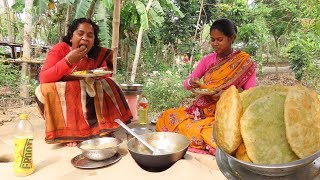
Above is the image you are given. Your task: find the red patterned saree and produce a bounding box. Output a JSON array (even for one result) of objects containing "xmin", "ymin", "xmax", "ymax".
[{"xmin": 35, "ymin": 78, "xmax": 132, "ymax": 144}]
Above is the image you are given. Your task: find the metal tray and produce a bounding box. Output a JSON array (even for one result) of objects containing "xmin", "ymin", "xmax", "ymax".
[
  {"xmin": 216, "ymin": 148, "xmax": 320, "ymax": 180},
  {"xmin": 71, "ymin": 70, "xmax": 112, "ymax": 78},
  {"xmin": 71, "ymin": 152, "xmax": 121, "ymax": 169}
]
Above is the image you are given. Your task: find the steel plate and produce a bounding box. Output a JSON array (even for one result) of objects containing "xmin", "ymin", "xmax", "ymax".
[{"xmin": 71, "ymin": 152, "xmax": 121, "ymax": 169}]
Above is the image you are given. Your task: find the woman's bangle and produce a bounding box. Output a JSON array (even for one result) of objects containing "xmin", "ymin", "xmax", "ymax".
[
  {"xmin": 65, "ymin": 56, "xmax": 72, "ymax": 67},
  {"xmin": 187, "ymin": 78, "xmax": 192, "ymax": 87}
]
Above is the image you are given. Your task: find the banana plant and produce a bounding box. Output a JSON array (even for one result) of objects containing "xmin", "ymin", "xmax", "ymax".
[
  {"xmin": 130, "ymin": 0, "xmax": 184, "ymax": 83},
  {"xmin": 93, "ymin": 0, "xmax": 111, "ymax": 47},
  {"xmin": 73, "ymin": 0, "xmax": 92, "ymax": 19}
]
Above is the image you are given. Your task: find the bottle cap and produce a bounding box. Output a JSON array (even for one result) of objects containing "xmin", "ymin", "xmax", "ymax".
[{"xmin": 19, "ymin": 114, "xmax": 28, "ymax": 120}]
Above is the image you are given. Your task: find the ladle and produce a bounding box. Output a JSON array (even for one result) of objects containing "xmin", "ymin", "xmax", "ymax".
[{"xmin": 114, "ymin": 119, "xmax": 167, "ymax": 155}]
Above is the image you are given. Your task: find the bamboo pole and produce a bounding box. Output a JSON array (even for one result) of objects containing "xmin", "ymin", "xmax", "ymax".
[{"xmin": 112, "ymin": 0, "xmax": 121, "ymax": 77}]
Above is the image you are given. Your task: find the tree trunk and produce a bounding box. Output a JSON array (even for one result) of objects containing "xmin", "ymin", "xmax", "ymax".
[
  {"xmin": 130, "ymin": 27, "xmax": 144, "ymax": 83},
  {"xmin": 111, "ymin": 0, "xmax": 121, "ymax": 77},
  {"xmin": 20, "ymin": 0, "xmax": 34, "ymax": 98},
  {"xmin": 2, "ymin": 0, "xmax": 13, "ymax": 42},
  {"xmin": 130, "ymin": 0, "xmax": 153, "ymax": 83}
]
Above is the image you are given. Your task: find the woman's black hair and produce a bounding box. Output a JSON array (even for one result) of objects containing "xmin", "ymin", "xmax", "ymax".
[
  {"xmin": 210, "ymin": 18, "xmax": 237, "ymax": 37},
  {"xmin": 62, "ymin": 18, "xmax": 101, "ymax": 59}
]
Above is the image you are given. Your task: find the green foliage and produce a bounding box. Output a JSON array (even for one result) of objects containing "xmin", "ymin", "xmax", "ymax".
[
  {"xmin": 304, "ymin": 62, "xmax": 320, "ymax": 93},
  {"xmin": 116, "ymin": 69, "xmax": 193, "ymax": 115},
  {"xmin": 141, "ymin": 69, "xmax": 192, "ymax": 113},
  {"xmin": 0, "ymin": 63, "xmax": 40, "ymax": 98},
  {"xmin": 162, "ymin": 0, "xmax": 184, "ymax": 18},
  {"xmin": 158, "ymin": 0, "xmax": 197, "ymax": 48},
  {"xmin": 149, "ymin": 1, "xmax": 165, "ymax": 27},
  {"xmin": 58, "ymin": 0, "xmax": 76, "ymax": 5},
  {"xmin": 94, "ymin": 1, "xmax": 111, "ymax": 47},
  {"xmin": 260, "ymin": 0, "xmax": 299, "ymax": 39},
  {"xmin": 134, "ymin": 0, "xmax": 149, "ymax": 30},
  {"xmin": 102, "ymin": 0, "xmax": 113, "ymax": 9},
  {"xmin": 287, "ymin": 32, "xmax": 319, "ymax": 81},
  {"xmin": 28, "ymin": 78, "xmax": 39, "ymax": 98},
  {"xmin": 0, "ymin": 63, "xmax": 20, "ymax": 96},
  {"xmin": 74, "ymin": 0, "xmax": 92, "ymax": 19},
  {"xmin": 32, "ymin": 0, "xmax": 48, "ymax": 19},
  {"xmin": 11, "ymin": 0, "xmax": 25, "ymax": 13},
  {"xmin": 287, "ymin": 42, "xmax": 307, "ymax": 81}
]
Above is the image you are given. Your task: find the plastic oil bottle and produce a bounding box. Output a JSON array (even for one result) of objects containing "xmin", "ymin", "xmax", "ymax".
[
  {"xmin": 138, "ymin": 94, "xmax": 149, "ymax": 124},
  {"xmin": 13, "ymin": 113, "xmax": 34, "ymax": 176}
]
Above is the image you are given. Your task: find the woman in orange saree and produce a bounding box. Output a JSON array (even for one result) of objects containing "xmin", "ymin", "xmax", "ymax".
[{"xmin": 156, "ymin": 19, "xmax": 256, "ymax": 155}]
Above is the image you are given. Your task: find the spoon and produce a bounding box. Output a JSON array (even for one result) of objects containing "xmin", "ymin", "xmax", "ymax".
[{"xmin": 114, "ymin": 119, "xmax": 167, "ymax": 155}]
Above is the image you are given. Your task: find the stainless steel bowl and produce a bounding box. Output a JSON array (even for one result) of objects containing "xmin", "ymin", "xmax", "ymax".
[
  {"xmin": 219, "ymin": 147, "xmax": 320, "ymax": 176},
  {"xmin": 120, "ymin": 84, "xmax": 143, "ymax": 91},
  {"xmin": 127, "ymin": 132, "xmax": 190, "ymax": 171},
  {"xmin": 78, "ymin": 137, "xmax": 122, "ymax": 161},
  {"xmin": 213, "ymin": 126, "xmax": 320, "ymax": 176}
]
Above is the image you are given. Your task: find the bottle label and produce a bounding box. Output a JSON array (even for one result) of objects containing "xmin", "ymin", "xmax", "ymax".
[
  {"xmin": 14, "ymin": 138, "xmax": 34, "ymax": 176},
  {"xmin": 138, "ymin": 108, "xmax": 148, "ymax": 124},
  {"xmin": 139, "ymin": 102, "xmax": 148, "ymax": 109}
]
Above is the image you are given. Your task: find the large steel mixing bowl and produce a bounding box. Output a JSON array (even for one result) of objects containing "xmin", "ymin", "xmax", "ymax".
[
  {"xmin": 213, "ymin": 126, "xmax": 320, "ymax": 176},
  {"xmin": 127, "ymin": 132, "xmax": 190, "ymax": 171},
  {"xmin": 219, "ymin": 147, "xmax": 320, "ymax": 176}
]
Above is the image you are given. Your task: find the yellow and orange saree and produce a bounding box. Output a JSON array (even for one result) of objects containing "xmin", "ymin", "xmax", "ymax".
[{"xmin": 156, "ymin": 50, "xmax": 255, "ymax": 155}]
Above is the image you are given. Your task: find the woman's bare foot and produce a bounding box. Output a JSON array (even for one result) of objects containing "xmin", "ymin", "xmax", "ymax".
[{"xmin": 65, "ymin": 142, "xmax": 78, "ymax": 147}]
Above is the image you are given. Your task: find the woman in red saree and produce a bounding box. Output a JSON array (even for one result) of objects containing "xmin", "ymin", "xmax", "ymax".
[
  {"xmin": 35, "ymin": 18, "xmax": 132, "ymax": 146},
  {"xmin": 156, "ymin": 19, "xmax": 256, "ymax": 155}
]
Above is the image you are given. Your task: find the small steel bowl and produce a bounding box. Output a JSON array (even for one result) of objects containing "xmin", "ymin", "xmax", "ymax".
[{"xmin": 78, "ymin": 137, "xmax": 122, "ymax": 161}]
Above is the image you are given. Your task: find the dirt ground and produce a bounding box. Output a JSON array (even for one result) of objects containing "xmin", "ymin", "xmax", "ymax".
[
  {"xmin": 257, "ymin": 71, "xmax": 301, "ymax": 86},
  {"xmin": 0, "ymin": 71, "xmax": 301, "ymax": 126}
]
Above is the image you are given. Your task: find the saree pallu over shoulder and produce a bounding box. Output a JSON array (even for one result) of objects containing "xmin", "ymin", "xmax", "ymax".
[
  {"xmin": 35, "ymin": 78, "xmax": 132, "ymax": 144},
  {"xmin": 192, "ymin": 50, "xmax": 255, "ymax": 109},
  {"xmin": 201, "ymin": 50, "xmax": 255, "ymax": 91},
  {"xmin": 188, "ymin": 51, "xmax": 256, "ymax": 109}
]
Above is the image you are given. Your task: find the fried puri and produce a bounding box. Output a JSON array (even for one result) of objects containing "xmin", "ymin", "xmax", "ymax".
[
  {"xmin": 235, "ymin": 143, "xmax": 252, "ymax": 163},
  {"xmin": 215, "ymin": 85, "xmax": 242, "ymax": 154},
  {"xmin": 240, "ymin": 85, "xmax": 289, "ymax": 112},
  {"xmin": 284, "ymin": 85, "xmax": 320, "ymax": 158},
  {"xmin": 240, "ymin": 93, "xmax": 299, "ymax": 164}
]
